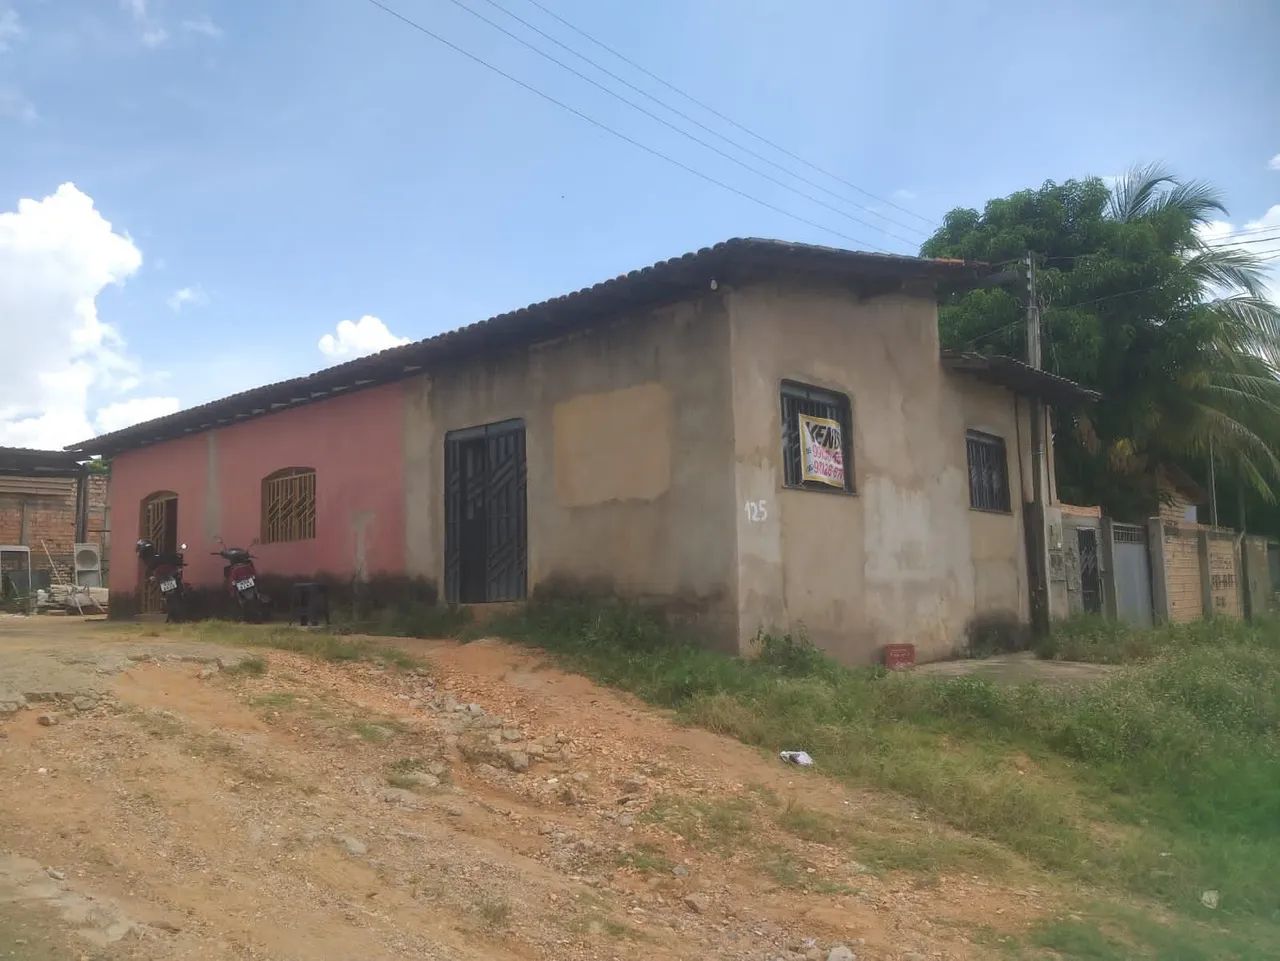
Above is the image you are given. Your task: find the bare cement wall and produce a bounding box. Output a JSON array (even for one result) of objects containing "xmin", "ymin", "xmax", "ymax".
[
  {"xmin": 402, "ymin": 293, "xmax": 740, "ymax": 640},
  {"xmin": 726, "ymin": 281, "xmax": 1030, "ymax": 664}
]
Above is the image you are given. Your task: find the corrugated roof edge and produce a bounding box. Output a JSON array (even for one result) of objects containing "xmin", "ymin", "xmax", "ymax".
[
  {"xmin": 67, "ymin": 237, "xmax": 990, "ymax": 456},
  {"xmin": 0, "ymin": 446, "xmax": 84, "ymax": 474},
  {"xmin": 941, "ymin": 350, "xmax": 1101, "ymax": 406}
]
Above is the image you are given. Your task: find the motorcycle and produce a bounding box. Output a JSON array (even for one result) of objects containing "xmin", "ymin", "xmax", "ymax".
[
  {"xmin": 136, "ymin": 538, "xmax": 190, "ymax": 622},
  {"xmin": 212, "ymin": 537, "xmax": 270, "ymax": 622}
]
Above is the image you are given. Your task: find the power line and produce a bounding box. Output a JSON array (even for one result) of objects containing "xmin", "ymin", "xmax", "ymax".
[
  {"xmin": 961, "ymin": 318, "xmax": 1024, "ymax": 350},
  {"xmin": 1204, "ymin": 231, "xmax": 1280, "ymax": 248},
  {"xmin": 1205, "ymin": 223, "xmax": 1280, "ymax": 240},
  {"xmin": 959, "ymin": 275, "xmax": 1279, "ymax": 352},
  {"xmin": 1059, "ymin": 279, "xmax": 1176, "ymax": 309},
  {"xmin": 361, "ymin": 0, "xmax": 888, "ymax": 251},
  {"xmin": 518, "ymin": 0, "xmax": 938, "ymax": 229},
  {"xmin": 468, "ymin": 0, "xmax": 930, "ymax": 240},
  {"xmin": 429, "ymin": 0, "xmax": 922, "ymax": 248}
]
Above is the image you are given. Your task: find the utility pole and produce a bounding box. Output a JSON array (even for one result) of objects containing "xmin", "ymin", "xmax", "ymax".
[
  {"xmin": 1025, "ymin": 252, "xmax": 1051, "ymax": 635},
  {"xmin": 1208, "ymin": 435, "xmax": 1219, "ymax": 527}
]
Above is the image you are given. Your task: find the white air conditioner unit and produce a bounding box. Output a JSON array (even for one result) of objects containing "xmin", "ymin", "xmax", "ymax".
[{"xmin": 74, "ymin": 542, "xmax": 102, "ymax": 588}]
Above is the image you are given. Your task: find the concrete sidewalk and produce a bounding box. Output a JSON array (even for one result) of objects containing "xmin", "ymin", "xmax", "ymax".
[{"xmin": 912, "ymin": 650, "xmax": 1116, "ymax": 685}]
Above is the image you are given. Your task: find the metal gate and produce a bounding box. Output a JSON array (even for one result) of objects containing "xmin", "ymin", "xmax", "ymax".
[
  {"xmin": 1077, "ymin": 527, "xmax": 1102, "ymax": 614},
  {"xmin": 444, "ymin": 419, "xmax": 527, "ymax": 603},
  {"xmin": 1112, "ymin": 523, "xmax": 1153, "ymax": 627},
  {"xmin": 139, "ymin": 492, "xmax": 178, "ymax": 613}
]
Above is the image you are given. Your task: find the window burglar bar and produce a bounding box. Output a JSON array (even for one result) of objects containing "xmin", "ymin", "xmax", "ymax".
[
  {"xmin": 966, "ymin": 431, "xmax": 1010, "ymax": 512},
  {"xmin": 780, "ymin": 381, "xmax": 853, "ymax": 492},
  {"xmin": 262, "ymin": 468, "xmax": 316, "ymax": 543}
]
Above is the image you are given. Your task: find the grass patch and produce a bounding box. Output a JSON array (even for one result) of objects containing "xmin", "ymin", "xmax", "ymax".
[
  {"xmin": 1037, "ymin": 613, "xmax": 1280, "ymax": 666},
  {"xmin": 1023, "ymin": 904, "xmax": 1280, "ymax": 961},
  {"xmin": 224, "ymin": 655, "xmax": 267, "ymax": 676},
  {"xmin": 123, "ymin": 707, "xmax": 184, "ymax": 738},
  {"xmin": 775, "ymin": 800, "xmax": 1004, "ymax": 875},
  {"xmin": 348, "ymin": 600, "xmax": 473, "ymax": 641},
  {"xmin": 185, "ymin": 622, "xmax": 425, "ymax": 671},
  {"xmin": 614, "ymin": 842, "xmax": 674, "ymax": 874},
  {"xmin": 641, "ymin": 795, "xmax": 753, "ymax": 851},
  {"xmin": 387, "ymin": 756, "xmax": 426, "ymax": 774},
  {"xmin": 474, "ymin": 895, "xmax": 512, "ymax": 929},
  {"xmin": 597, "ymin": 917, "xmax": 645, "ymax": 941},
  {"xmin": 488, "ymin": 599, "xmax": 1280, "ymax": 939},
  {"xmin": 349, "ymin": 719, "xmax": 402, "ymax": 742},
  {"xmin": 1031, "ymin": 919, "xmax": 1126, "ymax": 960},
  {"xmin": 249, "ymin": 691, "xmax": 297, "ymax": 709}
]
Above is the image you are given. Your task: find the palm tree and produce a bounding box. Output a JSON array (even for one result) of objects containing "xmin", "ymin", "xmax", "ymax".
[
  {"xmin": 1078, "ymin": 165, "xmax": 1280, "ymax": 505},
  {"xmin": 924, "ymin": 165, "xmax": 1280, "ymax": 517}
]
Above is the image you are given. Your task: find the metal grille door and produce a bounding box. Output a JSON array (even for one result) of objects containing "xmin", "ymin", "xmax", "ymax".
[
  {"xmin": 140, "ymin": 492, "xmax": 177, "ymax": 613},
  {"xmin": 444, "ymin": 420, "xmax": 527, "ymax": 603},
  {"xmin": 1077, "ymin": 527, "xmax": 1102, "ymax": 614},
  {"xmin": 1112, "ymin": 523, "xmax": 1153, "ymax": 627}
]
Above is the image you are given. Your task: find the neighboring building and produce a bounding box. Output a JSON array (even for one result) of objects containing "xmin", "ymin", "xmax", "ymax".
[
  {"xmin": 1043, "ymin": 465, "xmax": 1278, "ymax": 629},
  {"xmin": 70, "ymin": 239, "xmax": 1096, "ymax": 664},
  {"xmin": 0, "ymin": 447, "xmax": 108, "ymax": 596}
]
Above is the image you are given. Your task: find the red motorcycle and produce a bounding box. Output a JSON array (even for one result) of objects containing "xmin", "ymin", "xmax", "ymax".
[{"xmin": 212, "ymin": 537, "xmax": 270, "ymax": 622}]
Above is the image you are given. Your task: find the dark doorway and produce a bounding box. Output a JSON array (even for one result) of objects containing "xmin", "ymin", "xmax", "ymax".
[
  {"xmin": 1077, "ymin": 527, "xmax": 1102, "ymax": 614},
  {"xmin": 444, "ymin": 419, "xmax": 527, "ymax": 603}
]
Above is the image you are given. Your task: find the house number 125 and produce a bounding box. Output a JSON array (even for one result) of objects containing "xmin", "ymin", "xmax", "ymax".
[{"xmin": 744, "ymin": 500, "xmax": 768, "ymax": 522}]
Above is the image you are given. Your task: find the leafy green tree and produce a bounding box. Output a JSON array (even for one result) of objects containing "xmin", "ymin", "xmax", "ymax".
[{"xmin": 923, "ymin": 166, "xmax": 1280, "ymax": 523}]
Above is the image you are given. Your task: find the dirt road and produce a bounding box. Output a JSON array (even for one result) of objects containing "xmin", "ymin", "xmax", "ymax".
[{"xmin": 0, "ymin": 617, "xmax": 1050, "ymax": 960}]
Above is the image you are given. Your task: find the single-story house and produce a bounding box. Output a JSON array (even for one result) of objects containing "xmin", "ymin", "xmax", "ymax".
[
  {"xmin": 0, "ymin": 446, "xmax": 108, "ymax": 596},
  {"xmin": 69, "ymin": 238, "xmax": 1096, "ymax": 663}
]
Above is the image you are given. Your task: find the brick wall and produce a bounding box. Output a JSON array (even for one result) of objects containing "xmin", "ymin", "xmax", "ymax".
[
  {"xmin": 1159, "ymin": 490, "xmax": 1197, "ymax": 526},
  {"xmin": 0, "ymin": 477, "xmax": 78, "ymax": 583},
  {"xmin": 1163, "ymin": 523, "xmax": 1203, "ymax": 623},
  {"xmin": 83, "ymin": 472, "xmax": 110, "ymax": 586},
  {"xmin": 1207, "ymin": 534, "xmax": 1242, "ymax": 618}
]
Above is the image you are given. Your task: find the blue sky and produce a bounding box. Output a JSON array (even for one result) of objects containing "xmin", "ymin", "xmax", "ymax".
[{"xmin": 1, "ymin": 0, "xmax": 1278, "ymax": 446}]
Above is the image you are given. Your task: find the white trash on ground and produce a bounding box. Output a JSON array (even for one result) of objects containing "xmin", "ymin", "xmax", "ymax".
[{"xmin": 779, "ymin": 750, "xmax": 814, "ymax": 766}]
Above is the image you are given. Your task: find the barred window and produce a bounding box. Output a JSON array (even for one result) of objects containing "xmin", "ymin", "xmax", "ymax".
[
  {"xmin": 261, "ymin": 468, "xmax": 316, "ymax": 543},
  {"xmin": 781, "ymin": 381, "xmax": 854, "ymax": 493},
  {"xmin": 966, "ymin": 431, "xmax": 1010, "ymax": 512}
]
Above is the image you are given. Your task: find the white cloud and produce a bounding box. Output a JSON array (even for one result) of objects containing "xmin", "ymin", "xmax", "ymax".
[
  {"xmin": 318, "ymin": 315, "xmax": 410, "ymax": 360},
  {"xmin": 94, "ymin": 396, "xmax": 180, "ymax": 434},
  {"xmin": 892, "ymin": 188, "xmax": 917, "ymax": 202},
  {"xmin": 0, "ymin": 85, "xmax": 36, "ymax": 123},
  {"xmin": 0, "ymin": 6, "xmax": 23, "ymax": 52},
  {"xmin": 1269, "ymin": 154, "xmax": 1280, "ymax": 172},
  {"xmin": 0, "ymin": 183, "xmax": 175, "ymax": 448},
  {"xmin": 120, "ymin": 0, "xmax": 168, "ymax": 48},
  {"xmin": 181, "ymin": 16, "xmax": 222, "ymax": 39},
  {"xmin": 166, "ymin": 284, "xmax": 207, "ymax": 311},
  {"xmin": 1198, "ymin": 203, "xmax": 1280, "ymax": 305}
]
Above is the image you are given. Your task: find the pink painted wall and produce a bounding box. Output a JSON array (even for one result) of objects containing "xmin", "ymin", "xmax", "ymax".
[{"xmin": 107, "ymin": 383, "xmax": 407, "ymax": 596}]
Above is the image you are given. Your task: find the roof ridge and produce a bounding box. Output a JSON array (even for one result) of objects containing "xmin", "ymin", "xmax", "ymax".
[{"xmin": 69, "ymin": 238, "xmax": 988, "ymax": 455}]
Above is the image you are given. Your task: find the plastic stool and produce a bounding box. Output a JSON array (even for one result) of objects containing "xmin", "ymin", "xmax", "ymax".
[{"xmin": 290, "ymin": 582, "xmax": 330, "ymax": 627}]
